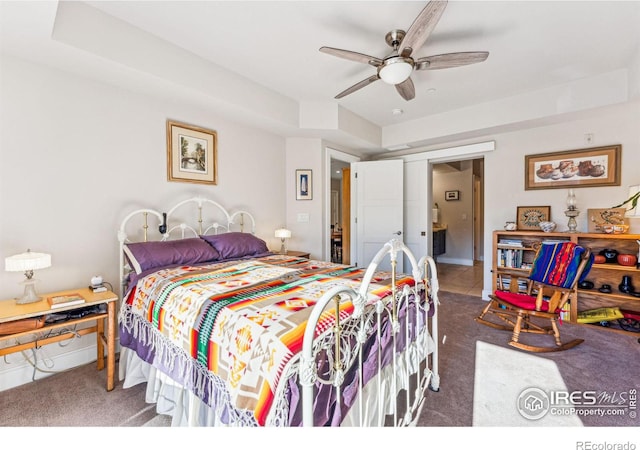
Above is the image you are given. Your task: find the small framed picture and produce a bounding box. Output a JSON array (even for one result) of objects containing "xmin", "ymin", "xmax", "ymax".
[
  {"xmin": 167, "ymin": 120, "xmax": 217, "ymax": 185},
  {"xmin": 517, "ymin": 205, "xmax": 551, "ymax": 230},
  {"xmin": 296, "ymin": 169, "xmax": 312, "ymax": 200},
  {"xmin": 445, "ymin": 190, "xmax": 460, "ymax": 201}
]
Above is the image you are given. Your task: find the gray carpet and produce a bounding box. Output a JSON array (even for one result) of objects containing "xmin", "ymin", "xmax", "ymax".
[{"xmin": 1, "ymin": 291, "xmax": 638, "ymax": 427}]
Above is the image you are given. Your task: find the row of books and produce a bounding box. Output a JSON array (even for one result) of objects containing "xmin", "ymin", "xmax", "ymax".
[{"xmin": 496, "ymin": 248, "xmax": 531, "ymax": 269}]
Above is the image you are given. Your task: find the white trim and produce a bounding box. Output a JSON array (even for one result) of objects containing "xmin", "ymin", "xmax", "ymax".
[
  {"xmin": 436, "ymin": 256, "xmax": 474, "ymax": 266},
  {"xmin": 393, "ymin": 140, "xmax": 496, "ymax": 163},
  {"xmin": 0, "ymin": 345, "xmax": 98, "ymax": 391}
]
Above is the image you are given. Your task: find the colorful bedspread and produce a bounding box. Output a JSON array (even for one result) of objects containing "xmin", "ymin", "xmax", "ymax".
[{"xmin": 119, "ymin": 254, "xmax": 418, "ymax": 425}]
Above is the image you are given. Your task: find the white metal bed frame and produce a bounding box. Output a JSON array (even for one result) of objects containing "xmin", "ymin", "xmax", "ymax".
[{"xmin": 116, "ymin": 196, "xmax": 440, "ymax": 426}]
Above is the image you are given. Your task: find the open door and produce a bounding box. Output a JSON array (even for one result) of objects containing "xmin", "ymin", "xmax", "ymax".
[{"xmin": 351, "ymin": 160, "xmax": 404, "ymax": 272}]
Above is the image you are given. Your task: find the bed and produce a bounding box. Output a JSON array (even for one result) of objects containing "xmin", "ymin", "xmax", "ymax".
[{"xmin": 116, "ymin": 196, "xmax": 441, "ymax": 426}]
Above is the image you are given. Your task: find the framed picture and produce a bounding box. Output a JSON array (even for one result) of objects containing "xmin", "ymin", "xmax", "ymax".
[
  {"xmin": 296, "ymin": 169, "xmax": 312, "ymax": 200},
  {"xmin": 524, "ymin": 145, "xmax": 621, "ymax": 190},
  {"xmin": 587, "ymin": 208, "xmax": 628, "ymax": 233},
  {"xmin": 445, "ymin": 190, "xmax": 460, "ymax": 201},
  {"xmin": 517, "ymin": 206, "xmax": 551, "ymax": 230},
  {"xmin": 167, "ymin": 120, "xmax": 217, "ymax": 185}
]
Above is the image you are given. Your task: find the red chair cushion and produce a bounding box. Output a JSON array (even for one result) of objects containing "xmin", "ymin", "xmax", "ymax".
[{"xmin": 493, "ymin": 291, "xmax": 550, "ymax": 312}]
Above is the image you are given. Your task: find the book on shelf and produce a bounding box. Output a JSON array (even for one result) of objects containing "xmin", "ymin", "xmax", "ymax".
[{"xmin": 47, "ymin": 293, "xmax": 86, "ymax": 309}]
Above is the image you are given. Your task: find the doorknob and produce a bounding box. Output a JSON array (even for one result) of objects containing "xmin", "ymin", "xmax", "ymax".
[{"xmin": 394, "ymin": 231, "xmax": 402, "ymax": 235}]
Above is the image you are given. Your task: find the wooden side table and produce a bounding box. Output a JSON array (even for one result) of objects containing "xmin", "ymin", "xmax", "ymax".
[
  {"xmin": 285, "ymin": 250, "xmax": 310, "ymax": 259},
  {"xmin": 0, "ymin": 287, "xmax": 118, "ymax": 391}
]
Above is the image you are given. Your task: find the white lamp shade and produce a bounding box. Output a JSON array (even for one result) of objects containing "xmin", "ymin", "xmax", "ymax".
[
  {"xmin": 274, "ymin": 228, "xmax": 291, "ymax": 239},
  {"xmin": 626, "ymin": 185, "xmax": 640, "ymax": 217},
  {"xmin": 379, "ymin": 58, "xmax": 413, "ymax": 85},
  {"xmin": 5, "ymin": 251, "xmax": 51, "ymax": 272}
]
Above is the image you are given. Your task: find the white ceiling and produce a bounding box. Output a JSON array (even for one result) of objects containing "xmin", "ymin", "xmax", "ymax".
[{"xmin": 1, "ymin": 1, "xmax": 639, "ymax": 156}]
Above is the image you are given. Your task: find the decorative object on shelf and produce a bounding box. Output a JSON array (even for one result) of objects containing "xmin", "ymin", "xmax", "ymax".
[
  {"xmin": 598, "ymin": 284, "xmax": 612, "ymax": 294},
  {"xmin": 516, "ymin": 205, "xmax": 550, "ymax": 230},
  {"xmin": 445, "ymin": 190, "xmax": 460, "ymax": 201},
  {"xmin": 4, "ymin": 249, "xmax": 52, "ymax": 304},
  {"xmin": 504, "ymin": 221, "xmax": 516, "ymax": 231},
  {"xmin": 167, "ymin": 120, "xmax": 217, "ymax": 185},
  {"xmin": 594, "ymin": 254, "xmax": 606, "ymax": 264},
  {"xmin": 619, "ymin": 275, "xmax": 635, "ymax": 294},
  {"xmin": 274, "ymin": 228, "xmax": 291, "ymax": 254},
  {"xmin": 617, "ymin": 254, "xmax": 638, "ymax": 267},
  {"xmin": 637, "ymin": 240, "xmax": 640, "ymax": 270},
  {"xmin": 524, "ymin": 144, "xmax": 621, "ymax": 190},
  {"xmin": 539, "ymin": 221, "xmax": 557, "ymax": 233},
  {"xmin": 588, "ymin": 207, "xmax": 628, "ymax": 233},
  {"xmin": 564, "ymin": 189, "xmax": 580, "ymax": 233},
  {"xmin": 578, "ymin": 280, "xmax": 594, "ymax": 290},
  {"xmin": 295, "ymin": 169, "xmax": 312, "ymax": 200},
  {"xmin": 599, "ymin": 248, "xmax": 619, "ymax": 264}
]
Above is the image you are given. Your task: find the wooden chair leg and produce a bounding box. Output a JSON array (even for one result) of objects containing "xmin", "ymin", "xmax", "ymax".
[{"xmin": 511, "ymin": 313, "xmax": 524, "ymax": 344}]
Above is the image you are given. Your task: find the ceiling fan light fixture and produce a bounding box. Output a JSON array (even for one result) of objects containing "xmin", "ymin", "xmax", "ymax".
[{"xmin": 378, "ymin": 58, "xmax": 413, "ymax": 85}]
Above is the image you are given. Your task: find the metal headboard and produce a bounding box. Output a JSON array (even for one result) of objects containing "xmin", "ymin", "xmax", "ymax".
[{"xmin": 117, "ymin": 196, "xmax": 257, "ymax": 297}]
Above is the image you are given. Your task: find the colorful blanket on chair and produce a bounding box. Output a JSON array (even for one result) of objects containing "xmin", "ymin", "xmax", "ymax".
[
  {"xmin": 529, "ymin": 242, "xmax": 592, "ymax": 288},
  {"xmin": 119, "ymin": 254, "xmax": 418, "ymax": 425}
]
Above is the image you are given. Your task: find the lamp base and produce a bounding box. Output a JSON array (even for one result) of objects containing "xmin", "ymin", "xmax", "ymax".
[
  {"xmin": 280, "ymin": 238, "xmax": 287, "ymax": 255},
  {"xmin": 15, "ymin": 279, "xmax": 42, "ymax": 304}
]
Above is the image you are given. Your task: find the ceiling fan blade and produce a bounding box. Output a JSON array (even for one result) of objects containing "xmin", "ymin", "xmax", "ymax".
[
  {"xmin": 395, "ymin": 77, "xmax": 416, "ymax": 101},
  {"xmin": 415, "ymin": 51, "xmax": 489, "ymax": 70},
  {"xmin": 320, "ymin": 47, "xmax": 383, "ymax": 67},
  {"xmin": 398, "ymin": 0, "xmax": 448, "ymax": 58},
  {"xmin": 335, "ymin": 74, "xmax": 380, "ymax": 99}
]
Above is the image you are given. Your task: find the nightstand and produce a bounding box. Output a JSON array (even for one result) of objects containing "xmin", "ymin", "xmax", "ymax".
[
  {"xmin": 285, "ymin": 250, "xmax": 310, "ymax": 259},
  {"xmin": 0, "ymin": 287, "xmax": 118, "ymax": 391}
]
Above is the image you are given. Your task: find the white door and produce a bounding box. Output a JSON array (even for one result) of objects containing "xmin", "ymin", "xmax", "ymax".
[{"xmin": 351, "ymin": 160, "xmax": 404, "ymax": 272}]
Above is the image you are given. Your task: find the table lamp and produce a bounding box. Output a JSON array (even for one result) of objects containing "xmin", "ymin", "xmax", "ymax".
[
  {"xmin": 274, "ymin": 228, "xmax": 291, "ymax": 254},
  {"xmin": 5, "ymin": 249, "xmax": 52, "ymax": 304}
]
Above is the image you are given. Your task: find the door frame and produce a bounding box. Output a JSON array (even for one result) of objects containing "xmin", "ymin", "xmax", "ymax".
[{"xmin": 325, "ymin": 147, "xmax": 360, "ymax": 262}]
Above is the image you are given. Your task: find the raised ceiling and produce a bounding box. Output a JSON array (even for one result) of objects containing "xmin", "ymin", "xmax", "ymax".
[{"xmin": 1, "ymin": 1, "xmax": 639, "ymax": 155}]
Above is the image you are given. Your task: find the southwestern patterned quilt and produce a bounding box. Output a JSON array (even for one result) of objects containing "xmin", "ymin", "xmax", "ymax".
[{"xmin": 119, "ymin": 254, "xmax": 422, "ymax": 426}]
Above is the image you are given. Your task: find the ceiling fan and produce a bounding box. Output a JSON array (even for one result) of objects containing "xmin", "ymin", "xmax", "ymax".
[{"xmin": 320, "ymin": 0, "xmax": 489, "ymax": 101}]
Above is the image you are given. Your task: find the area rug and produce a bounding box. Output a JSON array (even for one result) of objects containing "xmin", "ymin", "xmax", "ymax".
[{"xmin": 472, "ymin": 340, "xmax": 582, "ymax": 426}]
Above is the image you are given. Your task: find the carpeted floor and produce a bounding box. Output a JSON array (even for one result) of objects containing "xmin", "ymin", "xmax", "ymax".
[{"xmin": 1, "ymin": 290, "xmax": 638, "ymax": 428}]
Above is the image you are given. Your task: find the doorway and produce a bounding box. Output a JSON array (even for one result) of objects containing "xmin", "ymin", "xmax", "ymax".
[
  {"xmin": 431, "ymin": 158, "xmax": 484, "ymax": 266},
  {"xmin": 326, "ymin": 148, "xmax": 360, "ymax": 264}
]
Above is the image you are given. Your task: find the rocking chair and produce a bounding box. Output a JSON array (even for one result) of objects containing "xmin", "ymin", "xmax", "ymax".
[{"xmin": 476, "ymin": 241, "xmax": 593, "ymax": 353}]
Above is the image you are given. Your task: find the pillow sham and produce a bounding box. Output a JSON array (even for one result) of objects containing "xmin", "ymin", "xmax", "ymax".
[
  {"xmin": 200, "ymin": 232, "xmax": 270, "ymax": 260},
  {"xmin": 123, "ymin": 237, "xmax": 220, "ymax": 275}
]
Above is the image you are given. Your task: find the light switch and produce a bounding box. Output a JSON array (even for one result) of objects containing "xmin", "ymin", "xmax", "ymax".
[
  {"xmin": 297, "ymin": 213, "xmax": 309, "ymax": 223},
  {"xmin": 462, "ymin": 213, "xmax": 467, "ymax": 220}
]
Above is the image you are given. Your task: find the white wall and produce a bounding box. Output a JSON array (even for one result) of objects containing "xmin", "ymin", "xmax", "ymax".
[
  {"xmin": 0, "ymin": 55, "xmax": 286, "ymax": 390},
  {"xmin": 284, "ymin": 138, "xmax": 324, "ymax": 259}
]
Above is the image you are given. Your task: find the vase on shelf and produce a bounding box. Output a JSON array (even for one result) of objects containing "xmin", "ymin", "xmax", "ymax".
[{"xmin": 619, "ymin": 275, "xmax": 634, "ymax": 294}]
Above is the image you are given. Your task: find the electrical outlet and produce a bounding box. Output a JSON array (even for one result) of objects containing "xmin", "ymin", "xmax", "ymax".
[{"xmin": 584, "ymin": 133, "xmax": 594, "ymax": 145}]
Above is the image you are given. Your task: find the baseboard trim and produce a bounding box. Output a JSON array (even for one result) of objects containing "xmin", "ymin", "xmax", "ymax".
[
  {"xmin": 0, "ymin": 345, "xmax": 98, "ymax": 392},
  {"xmin": 436, "ymin": 256, "xmax": 474, "ymax": 266}
]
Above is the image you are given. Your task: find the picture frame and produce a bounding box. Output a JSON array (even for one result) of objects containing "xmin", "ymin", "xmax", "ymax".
[
  {"xmin": 517, "ymin": 206, "xmax": 551, "ymax": 230},
  {"xmin": 296, "ymin": 169, "xmax": 312, "ymax": 200},
  {"xmin": 587, "ymin": 208, "xmax": 628, "ymax": 233},
  {"xmin": 445, "ymin": 190, "xmax": 460, "ymax": 201},
  {"xmin": 167, "ymin": 120, "xmax": 217, "ymax": 185},
  {"xmin": 524, "ymin": 145, "xmax": 621, "ymax": 190}
]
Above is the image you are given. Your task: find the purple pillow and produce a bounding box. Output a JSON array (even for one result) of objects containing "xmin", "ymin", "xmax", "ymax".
[
  {"xmin": 123, "ymin": 238, "xmax": 220, "ymax": 274},
  {"xmin": 200, "ymin": 232, "xmax": 269, "ymax": 260}
]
